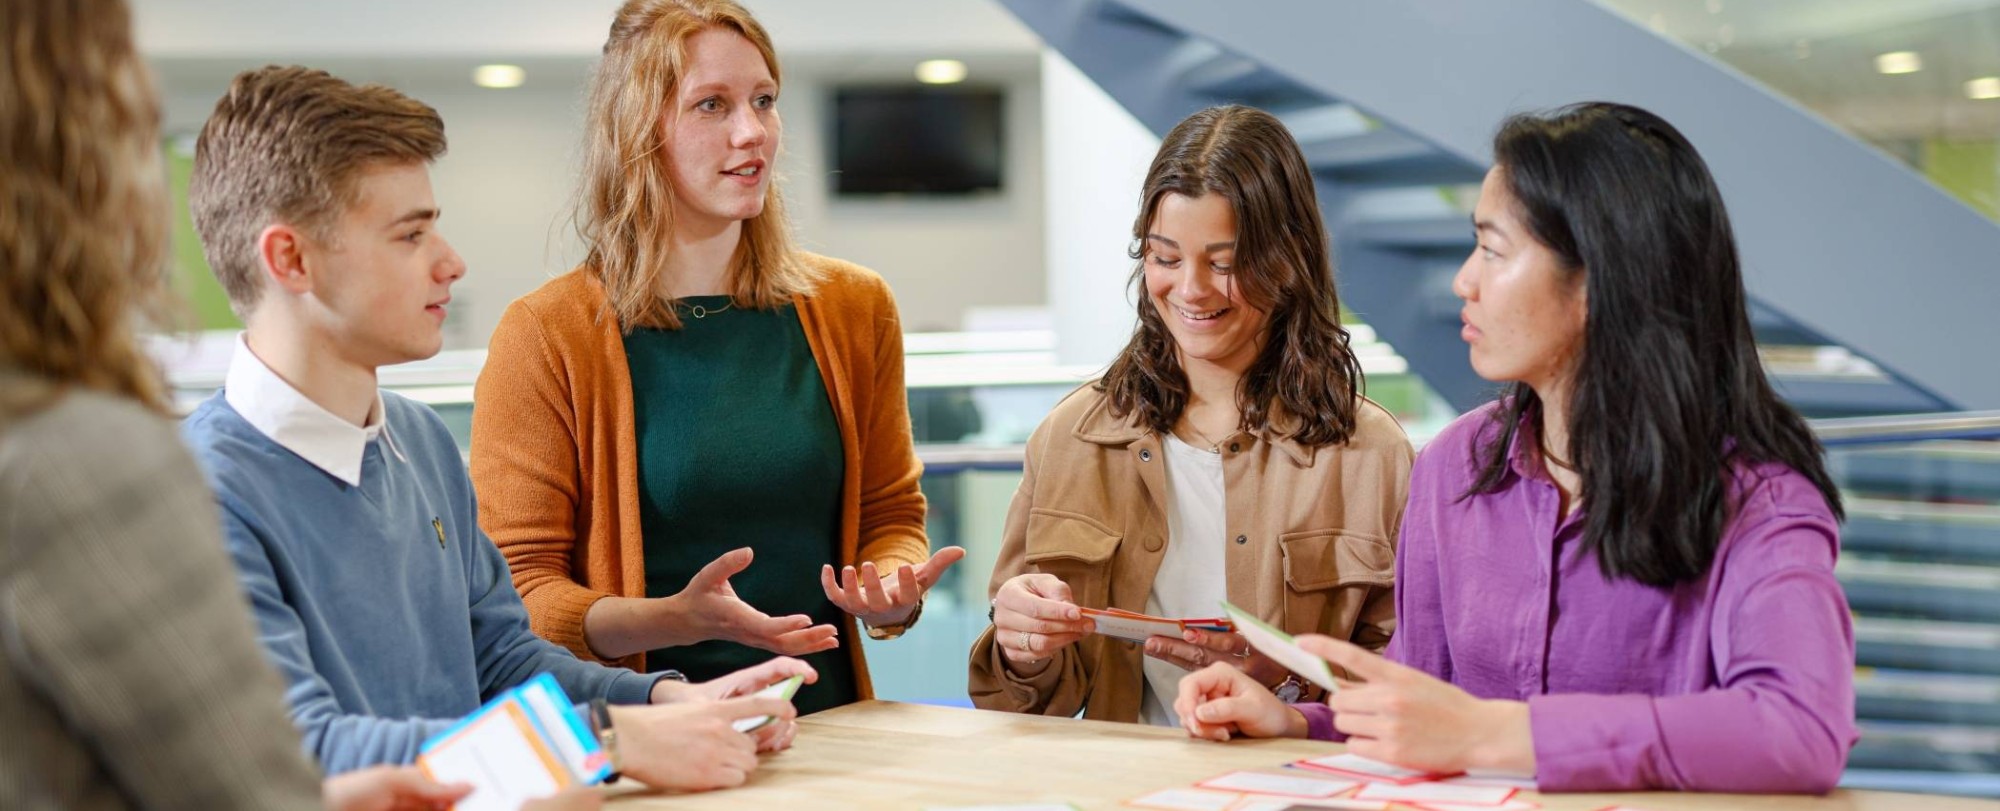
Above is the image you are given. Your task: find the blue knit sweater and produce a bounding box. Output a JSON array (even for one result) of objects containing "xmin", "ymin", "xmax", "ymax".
[{"xmin": 183, "ymin": 391, "xmax": 659, "ymax": 773}]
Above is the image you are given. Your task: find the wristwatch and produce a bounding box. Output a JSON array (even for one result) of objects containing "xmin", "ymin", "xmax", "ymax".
[
  {"xmin": 865, "ymin": 596, "xmax": 923, "ymax": 640},
  {"xmin": 1273, "ymin": 674, "xmax": 1309, "ymax": 704},
  {"xmin": 588, "ymin": 697, "xmax": 622, "ymax": 783}
]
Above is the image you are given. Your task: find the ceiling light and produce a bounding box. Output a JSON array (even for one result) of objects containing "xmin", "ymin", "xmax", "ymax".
[
  {"xmin": 915, "ymin": 59, "xmax": 967, "ymax": 85},
  {"xmin": 1875, "ymin": 51, "xmax": 1922, "ymax": 75},
  {"xmin": 473, "ymin": 64, "xmax": 526, "ymax": 89}
]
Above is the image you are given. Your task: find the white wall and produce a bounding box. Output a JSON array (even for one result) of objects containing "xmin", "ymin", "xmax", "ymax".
[
  {"xmin": 781, "ymin": 56, "xmax": 1045, "ymax": 333},
  {"xmin": 158, "ymin": 53, "xmax": 1043, "ymax": 346},
  {"xmin": 1040, "ymin": 50, "xmax": 1159, "ymax": 369}
]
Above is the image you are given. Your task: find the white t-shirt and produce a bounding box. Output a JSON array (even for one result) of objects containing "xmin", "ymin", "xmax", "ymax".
[{"xmin": 1138, "ymin": 434, "xmax": 1229, "ymax": 728}]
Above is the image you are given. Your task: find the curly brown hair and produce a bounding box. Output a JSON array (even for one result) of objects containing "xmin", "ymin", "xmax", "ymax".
[
  {"xmin": 1099, "ymin": 105, "xmax": 1364, "ymax": 447},
  {"xmin": 0, "ymin": 0, "xmax": 174, "ymax": 414}
]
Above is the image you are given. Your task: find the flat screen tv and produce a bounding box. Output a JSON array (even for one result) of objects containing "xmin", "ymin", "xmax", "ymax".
[{"xmin": 833, "ymin": 87, "xmax": 1003, "ymax": 195}]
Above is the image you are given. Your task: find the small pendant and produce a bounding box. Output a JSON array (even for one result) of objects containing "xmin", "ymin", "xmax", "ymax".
[{"xmin": 691, "ymin": 304, "xmax": 711, "ymax": 319}]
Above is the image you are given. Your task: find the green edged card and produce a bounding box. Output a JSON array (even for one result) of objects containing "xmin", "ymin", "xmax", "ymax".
[
  {"xmin": 1219, "ymin": 600, "xmax": 1342, "ymax": 695},
  {"xmin": 731, "ymin": 674, "xmax": 806, "ymax": 732}
]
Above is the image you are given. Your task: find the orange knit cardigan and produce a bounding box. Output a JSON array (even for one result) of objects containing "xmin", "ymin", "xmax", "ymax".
[{"xmin": 468, "ymin": 255, "xmax": 930, "ymax": 697}]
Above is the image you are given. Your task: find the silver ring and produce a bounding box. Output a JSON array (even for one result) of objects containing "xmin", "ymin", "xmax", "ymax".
[
  {"xmin": 1235, "ymin": 646, "xmax": 1251, "ymax": 659},
  {"xmin": 1193, "ymin": 649, "xmax": 1207, "ymax": 667},
  {"xmin": 1017, "ymin": 630, "xmax": 1033, "ymax": 652}
]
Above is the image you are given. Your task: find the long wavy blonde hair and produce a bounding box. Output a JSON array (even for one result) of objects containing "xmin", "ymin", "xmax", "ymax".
[
  {"xmin": 0, "ymin": 0, "xmax": 174, "ymax": 415},
  {"xmin": 575, "ymin": 0, "xmax": 819, "ymax": 331}
]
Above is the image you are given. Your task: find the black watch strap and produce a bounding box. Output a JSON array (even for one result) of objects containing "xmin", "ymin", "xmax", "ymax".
[{"xmin": 589, "ymin": 697, "xmax": 622, "ymax": 784}]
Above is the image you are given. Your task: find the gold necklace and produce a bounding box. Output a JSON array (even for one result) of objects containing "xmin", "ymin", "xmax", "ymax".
[
  {"xmin": 677, "ymin": 298, "xmax": 734, "ymax": 319},
  {"xmin": 1178, "ymin": 419, "xmax": 1227, "ymax": 454}
]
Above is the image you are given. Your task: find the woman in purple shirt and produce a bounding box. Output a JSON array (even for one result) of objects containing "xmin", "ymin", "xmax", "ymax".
[{"xmin": 1174, "ymin": 102, "xmax": 1858, "ymax": 794}]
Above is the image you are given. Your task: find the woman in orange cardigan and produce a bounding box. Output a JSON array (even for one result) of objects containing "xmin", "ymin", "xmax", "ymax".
[{"xmin": 470, "ymin": 0, "xmax": 962, "ymax": 714}]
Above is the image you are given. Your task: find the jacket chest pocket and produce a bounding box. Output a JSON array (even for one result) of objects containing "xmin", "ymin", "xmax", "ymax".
[
  {"xmin": 1024, "ymin": 509, "xmax": 1123, "ymax": 611},
  {"xmin": 1278, "ymin": 529, "xmax": 1394, "ymax": 640}
]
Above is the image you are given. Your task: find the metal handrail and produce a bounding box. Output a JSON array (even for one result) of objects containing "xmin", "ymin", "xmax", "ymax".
[
  {"xmin": 1810, "ymin": 410, "xmax": 2000, "ymax": 447},
  {"xmin": 915, "ymin": 410, "xmax": 2000, "ymax": 471}
]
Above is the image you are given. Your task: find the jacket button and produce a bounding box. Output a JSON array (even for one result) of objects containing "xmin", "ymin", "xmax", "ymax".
[
  {"xmin": 1139, "ymin": 449, "xmax": 1152, "ymax": 462},
  {"xmin": 1228, "ymin": 442, "xmax": 1241, "ymax": 453},
  {"xmin": 1143, "ymin": 535, "xmax": 1164, "ymax": 552},
  {"xmin": 1234, "ymin": 534, "xmax": 1248, "ymax": 545}
]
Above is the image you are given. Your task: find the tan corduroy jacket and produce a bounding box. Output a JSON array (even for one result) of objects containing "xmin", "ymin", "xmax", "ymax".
[
  {"xmin": 469, "ymin": 256, "xmax": 929, "ymax": 696},
  {"xmin": 968, "ymin": 385, "xmax": 1413, "ymax": 722}
]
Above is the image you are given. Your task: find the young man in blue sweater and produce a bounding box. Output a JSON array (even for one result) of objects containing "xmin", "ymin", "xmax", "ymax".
[{"xmin": 179, "ymin": 65, "xmax": 812, "ymax": 792}]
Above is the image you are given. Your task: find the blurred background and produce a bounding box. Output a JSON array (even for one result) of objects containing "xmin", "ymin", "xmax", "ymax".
[{"xmin": 131, "ymin": 0, "xmax": 2000, "ymax": 797}]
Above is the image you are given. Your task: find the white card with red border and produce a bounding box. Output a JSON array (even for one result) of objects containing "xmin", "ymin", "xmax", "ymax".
[
  {"xmin": 1195, "ymin": 770, "xmax": 1358, "ymax": 798},
  {"xmin": 1352, "ymin": 781, "xmax": 1516, "ymax": 805},
  {"xmin": 1292, "ymin": 753, "xmax": 1457, "ymax": 784},
  {"xmin": 1227, "ymin": 799, "xmax": 1391, "ymax": 811},
  {"xmin": 1126, "ymin": 788, "xmax": 1244, "ymax": 811}
]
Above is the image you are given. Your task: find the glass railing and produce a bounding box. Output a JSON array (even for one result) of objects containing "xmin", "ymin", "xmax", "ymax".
[
  {"xmin": 1592, "ymin": 0, "xmax": 2000, "ymax": 222},
  {"xmin": 1817, "ymin": 411, "xmax": 2000, "ymax": 796}
]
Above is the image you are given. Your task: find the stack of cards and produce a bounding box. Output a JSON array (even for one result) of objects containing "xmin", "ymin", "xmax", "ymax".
[
  {"xmin": 416, "ymin": 674, "xmax": 610, "ymax": 811},
  {"xmin": 1080, "ymin": 607, "xmax": 1234, "ymax": 643}
]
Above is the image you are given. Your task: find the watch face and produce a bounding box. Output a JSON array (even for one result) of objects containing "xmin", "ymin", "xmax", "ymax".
[{"xmin": 1275, "ymin": 680, "xmax": 1304, "ymax": 703}]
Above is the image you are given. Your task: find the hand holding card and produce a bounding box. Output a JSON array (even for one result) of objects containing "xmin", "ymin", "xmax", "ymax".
[
  {"xmin": 417, "ymin": 674, "xmax": 610, "ymax": 811},
  {"xmin": 732, "ymin": 674, "xmax": 806, "ymax": 733},
  {"xmin": 1219, "ymin": 601, "xmax": 1343, "ymax": 694}
]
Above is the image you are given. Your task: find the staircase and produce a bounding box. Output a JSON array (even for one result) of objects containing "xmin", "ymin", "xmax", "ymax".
[{"xmin": 999, "ymin": 0, "xmax": 2000, "ymax": 417}]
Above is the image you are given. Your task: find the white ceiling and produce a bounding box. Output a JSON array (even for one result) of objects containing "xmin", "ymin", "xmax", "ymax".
[
  {"xmin": 130, "ymin": 0, "xmax": 1041, "ymax": 58},
  {"xmin": 1598, "ymin": 0, "xmax": 2000, "ymax": 139},
  {"xmin": 1597, "ymin": 0, "xmax": 2000, "ymax": 45}
]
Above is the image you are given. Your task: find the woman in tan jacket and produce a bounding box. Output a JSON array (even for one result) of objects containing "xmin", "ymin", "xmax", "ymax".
[
  {"xmin": 969, "ymin": 105, "xmax": 1413, "ymax": 726},
  {"xmin": 470, "ymin": 0, "xmax": 960, "ymax": 716}
]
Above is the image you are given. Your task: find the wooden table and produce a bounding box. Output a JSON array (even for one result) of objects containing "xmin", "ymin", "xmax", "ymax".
[{"xmin": 609, "ymin": 700, "xmax": 1999, "ymax": 810}]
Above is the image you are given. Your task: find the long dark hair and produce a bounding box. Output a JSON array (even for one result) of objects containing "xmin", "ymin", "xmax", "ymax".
[
  {"xmin": 1467, "ymin": 102, "xmax": 1843, "ymax": 587},
  {"xmin": 1099, "ymin": 105, "xmax": 1364, "ymax": 447}
]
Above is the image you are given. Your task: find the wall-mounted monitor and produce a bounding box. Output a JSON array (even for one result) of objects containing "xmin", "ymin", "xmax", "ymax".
[{"xmin": 832, "ymin": 86, "xmax": 1004, "ymax": 195}]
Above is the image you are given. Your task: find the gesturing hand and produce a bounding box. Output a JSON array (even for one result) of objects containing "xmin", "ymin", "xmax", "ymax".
[
  {"xmin": 667, "ymin": 548, "xmax": 839, "ymax": 656},
  {"xmin": 820, "ymin": 546, "xmax": 967, "ymax": 630},
  {"xmin": 1304, "ymin": 634, "xmax": 1535, "ymax": 775}
]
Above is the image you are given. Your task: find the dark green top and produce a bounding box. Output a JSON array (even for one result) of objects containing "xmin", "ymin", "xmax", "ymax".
[{"xmin": 624, "ymin": 296, "xmax": 855, "ymax": 714}]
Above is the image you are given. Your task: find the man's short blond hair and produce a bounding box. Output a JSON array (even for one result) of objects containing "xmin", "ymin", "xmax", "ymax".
[{"xmin": 189, "ymin": 65, "xmax": 446, "ymax": 315}]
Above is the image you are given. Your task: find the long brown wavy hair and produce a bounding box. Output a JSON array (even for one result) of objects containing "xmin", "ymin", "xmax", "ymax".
[
  {"xmin": 573, "ymin": 0, "xmax": 819, "ymax": 331},
  {"xmin": 1099, "ymin": 105, "xmax": 1364, "ymax": 447},
  {"xmin": 0, "ymin": 0, "xmax": 175, "ymax": 415}
]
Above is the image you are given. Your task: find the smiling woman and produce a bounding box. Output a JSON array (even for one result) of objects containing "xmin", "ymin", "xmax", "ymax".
[
  {"xmin": 471, "ymin": 0, "xmax": 961, "ymax": 718},
  {"xmin": 970, "ymin": 105, "xmax": 1414, "ymax": 728}
]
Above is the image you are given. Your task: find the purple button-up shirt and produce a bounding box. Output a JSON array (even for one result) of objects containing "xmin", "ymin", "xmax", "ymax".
[{"xmin": 1298, "ymin": 403, "xmax": 1857, "ymax": 793}]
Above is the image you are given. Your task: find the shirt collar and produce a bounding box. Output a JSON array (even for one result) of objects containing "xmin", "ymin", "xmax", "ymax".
[
  {"xmin": 1497, "ymin": 406, "xmax": 1551, "ymax": 486},
  {"xmin": 223, "ymin": 334, "xmax": 401, "ymax": 486}
]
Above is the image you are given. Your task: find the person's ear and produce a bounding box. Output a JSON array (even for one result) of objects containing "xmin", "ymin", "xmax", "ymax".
[
  {"xmin": 1565, "ymin": 268, "xmax": 1589, "ymax": 331},
  {"xmin": 255, "ymin": 223, "xmax": 314, "ymax": 297}
]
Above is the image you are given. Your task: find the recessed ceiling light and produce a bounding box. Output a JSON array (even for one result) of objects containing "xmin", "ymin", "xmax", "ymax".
[
  {"xmin": 1875, "ymin": 51, "xmax": 1922, "ymax": 75},
  {"xmin": 473, "ymin": 64, "xmax": 526, "ymax": 89},
  {"xmin": 915, "ymin": 59, "xmax": 967, "ymax": 85},
  {"xmin": 1969, "ymin": 77, "xmax": 2000, "ymax": 100}
]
